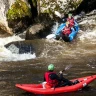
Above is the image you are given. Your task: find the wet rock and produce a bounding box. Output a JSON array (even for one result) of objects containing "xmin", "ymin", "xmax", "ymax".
[
  {"xmin": 0, "ymin": 21, "xmax": 13, "ymax": 37},
  {"xmin": 26, "ymin": 23, "xmax": 44, "ymax": 40},
  {"xmin": 5, "ymin": 41, "xmax": 35, "ymax": 54},
  {"xmin": 7, "ymin": 0, "xmax": 32, "ymax": 34},
  {"xmin": 26, "ymin": 14, "xmax": 54, "ymax": 40},
  {"xmin": 0, "ymin": 0, "xmax": 32, "ymax": 36},
  {"xmin": 0, "ymin": 0, "xmax": 15, "ymax": 36},
  {"xmin": 25, "ymin": 23, "xmax": 54, "ymax": 40},
  {"xmin": 0, "ymin": 0, "xmax": 38, "ymax": 36},
  {"xmin": 6, "ymin": 44, "xmax": 19, "ymax": 54}
]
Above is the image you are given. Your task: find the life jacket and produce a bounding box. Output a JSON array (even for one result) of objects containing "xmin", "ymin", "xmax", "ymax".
[
  {"xmin": 44, "ymin": 72, "xmax": 58, "ymax": 88},
  {"xmin": 62, "ymin": 26, "xmax": 71, "ymax": 36},
  {"xmin": 67, "ymin": 17, "xmax": 75, "ymax": 27}
]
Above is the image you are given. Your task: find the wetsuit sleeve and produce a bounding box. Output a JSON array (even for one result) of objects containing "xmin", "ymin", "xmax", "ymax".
[
  {"xmin": 44, "ymin": 73, "xmax": 46, "ymax": 81},
  {"xmin": 61, "ymin": 18, "xmax": 67, "ymax": 23},
  {"xmin": 59, "ymin": 73, "xmax": 64, "ymax": 80},
  {"xmin": 49, "ymin": 73, "xmax": 59, "ymax": 80}
]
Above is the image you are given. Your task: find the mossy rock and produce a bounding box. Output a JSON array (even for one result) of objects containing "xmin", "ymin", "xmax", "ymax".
[
  {"xmin": 7, "ymin": 0, "xmax": 32, "ymax": 20},
  {"xmin": 40, "ymin": 0, "xmax": 82, "ymax": 15}
]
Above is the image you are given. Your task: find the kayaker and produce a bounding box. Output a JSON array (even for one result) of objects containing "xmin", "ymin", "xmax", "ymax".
[
  {"xmin": 43, "ymin": 64, "xmax": 58, "ymax": 88},
  {"xmin": 61, "ymin": 21, "xmax": 71, "ymax": 41},
  {"xmin": 43, "ymin": 64, "xmax": 73, "ymax": 89},
  {"xmin": 62, "ymin": 21, "xmax": 71, "ymax": 36},
  {"xmin": 67, "ymin": 13, "xmax": 75, "ymax": 28}
]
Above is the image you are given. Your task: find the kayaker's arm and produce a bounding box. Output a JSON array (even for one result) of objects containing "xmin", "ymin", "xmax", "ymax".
[
  {"xmin": 62, "ymin": 18, "xmax": 67, "ymax": 23},
  {"xmin": 44, "ymin": 73, "xmax": 46, "ymax": 81}
]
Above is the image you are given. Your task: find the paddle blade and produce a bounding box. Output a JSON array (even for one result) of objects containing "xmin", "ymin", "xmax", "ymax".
[
  {"xmin": 46, "ymin": 34, "xmax": 55, "ymax": 39},
  {"xmin": 64, "ymin": 64, "xmax": 72, "ymax": 71},
  {"xmin": 55, "ymin": 11, "xmax": 61, "ymax": 18}
]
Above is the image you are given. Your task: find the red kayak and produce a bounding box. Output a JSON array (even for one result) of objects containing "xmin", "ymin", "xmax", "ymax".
[{"xmin": 16, "ymin": 75, "xmax": 96, "ymax": 95}]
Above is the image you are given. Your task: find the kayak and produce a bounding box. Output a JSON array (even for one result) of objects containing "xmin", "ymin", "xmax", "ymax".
[
  {"xmin": 55, "ymin": 21, "xmax": 79, "ymax": 42},
  {"xmin": 16, "ymin": 75, "xmax": 96, "ymax": 95},
  {"xmin": 46, "ymin": 21, "xmax": 79, "ymax": 42}
]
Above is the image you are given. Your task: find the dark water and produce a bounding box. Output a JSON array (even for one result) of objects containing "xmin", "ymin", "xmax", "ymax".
[
  {"xmin": 0, "ymin": 38, "xmax": 96, "ymax": 96},
  {"xmin": 0, "ymin": 21, "xmax": 96, "ymax": 96},
  {"xmin": 0, "ymin": 57, "xmax": 96, "ymax": 96}
]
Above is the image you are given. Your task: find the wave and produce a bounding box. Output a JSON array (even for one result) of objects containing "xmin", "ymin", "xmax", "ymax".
[
  {"xmin": 0, "ymin": 35, "xmax": 36, "ymax": 61},
  {"xmin": 79, "ymin": 29, "xmax": 96, "ymax": 42}
]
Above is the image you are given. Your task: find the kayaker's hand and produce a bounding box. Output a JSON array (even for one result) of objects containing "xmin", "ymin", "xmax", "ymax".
[{"xmin": 59, "ymin": 71, "xmax": 63, "ymax": 74}]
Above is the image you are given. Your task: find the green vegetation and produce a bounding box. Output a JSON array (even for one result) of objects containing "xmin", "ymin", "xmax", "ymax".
[{"xmin": 7, "ymin": 0, "xmax": 32, "ymax": 20}]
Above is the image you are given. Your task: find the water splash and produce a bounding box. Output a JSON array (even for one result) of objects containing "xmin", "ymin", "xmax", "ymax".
[
  {"xmin": 0, "ymin": 51, "xmax": 36, "ymax": 61},
  {"xmin": 79, "ymin": 29, "xmax": 96, "ymax": 42},
  {"xmin": 0, "ymin": 35, "xmax": 24, "ymax": 46},
  {"xmin": 51, "ymin": 22, "xmax": 59, "ymax": 34},
  {"xmin": 45, "ymin": 18, "xmax": 96, "ymax": 60},
  {"xmin": 0, "ymin": 35, "xmax": 36, "ymax": 61},
  {"xmin": 46, "ymin": 22, "xmax": 59, "ymax": 39}
]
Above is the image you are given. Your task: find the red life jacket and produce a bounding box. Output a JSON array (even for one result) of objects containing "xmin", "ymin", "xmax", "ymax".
[
  {"xmin": 62, "ymin": 26, "xmax": 71, "ymax": 35},
  {"xmin": 67, "ymin": 17, "xmax": 75, "ymax": 27},
  {"xmin": 44, "ymin": 72, "xmax": 58, "ymax": 87}
]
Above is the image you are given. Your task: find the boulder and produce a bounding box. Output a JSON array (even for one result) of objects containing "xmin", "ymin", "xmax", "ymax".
[
  {"xmin": 25, "ymin": 13, "xmax": 54, "ymax": 40},
  {"xmin": 0, "ymin": 0, "xmax": 15, "ymax": 36},
  {"xmin": 26, "ymin": 24, "xmax": 44, "ymax": 39},
  {"xmin": 0, "ymin": 0, "xmax": 32, "ymax": 36},
  {"xmin": 0, "ymin": 21, "xmax": 13, "ymax": 37}
]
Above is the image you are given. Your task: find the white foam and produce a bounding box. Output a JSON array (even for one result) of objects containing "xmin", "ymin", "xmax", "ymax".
[
  {"xmin": 79, "ymin": 19, "xmax": 96, "ymax": 25},
  {"xmin": 0, "ymin": 46, "xmax": 36, "ymax": 61},
  {"xmin": 0, "ymin": 35, "xmax": 24, "ymax": 46},
  {"xmin": 79, "ymin": 29, "xmax": 96, "ymax": 41},
  {"xmin": 0, "ymin": 35, "xmax": 36, "ymax": 61},
  {"xmin": 0, "ymin": 52, "xmax": 36, "ymax": 61},
  {"xmin": 51, "ymin": 22, "xmax": 59, "ymax": 34}
]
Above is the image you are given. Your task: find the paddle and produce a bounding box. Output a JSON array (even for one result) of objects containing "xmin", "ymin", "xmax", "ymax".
[
  {"xmin": 55, "ymin": 11, "xmax": 66, "ymax": 22},
  {"xmin": 54, "ymin": 11, "xmax": 62, "ymax": 18},
  {"xmin": 46, "ymin": 34, "xmax": 55, "ymax": 39},
  {"xmin": 59, "ymin": 64, "xmax": 80, "ymax": 85},
  {"xmin": 59, "ymin": 64, "xmax": 72, "ymax": 74},
  {"xmin": 63, "ymin": 64, "xmax": 72, "ymax": 71}
]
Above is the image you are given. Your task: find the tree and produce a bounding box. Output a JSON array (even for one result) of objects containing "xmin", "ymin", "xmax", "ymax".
[{"xmin": 27, "ymin": 0, "xmax": 38, "ymax": 20}]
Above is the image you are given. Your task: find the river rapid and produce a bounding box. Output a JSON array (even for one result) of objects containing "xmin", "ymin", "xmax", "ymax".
[{"xmin": 0, "ymin": 15, "xmax": 96, "ymax": 96}]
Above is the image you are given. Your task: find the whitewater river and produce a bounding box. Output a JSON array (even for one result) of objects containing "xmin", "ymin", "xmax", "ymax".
[{"xmin": 0, "ymin": 20, "xmax": 96, "ymax": 96}]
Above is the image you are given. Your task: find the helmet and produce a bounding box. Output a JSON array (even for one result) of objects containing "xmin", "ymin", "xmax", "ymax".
[
  {"xmin": 48, "ymin": 64, "xmax": 54, "ymax": 71},
  {"xmin": 68, "ymin": 13, "xmax": 72, "ymax": 17}
]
